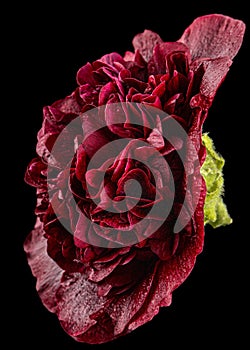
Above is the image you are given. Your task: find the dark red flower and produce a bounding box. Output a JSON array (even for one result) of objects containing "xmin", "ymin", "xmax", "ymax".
[{"xmin": 24, "ymin": 14, "xmax": 245, "ymax": 344}]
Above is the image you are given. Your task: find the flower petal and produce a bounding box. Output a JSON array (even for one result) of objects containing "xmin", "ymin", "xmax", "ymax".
[
  {"xmin": 51, "ymin": 89, "xmax": 83, "ymax": 114},
  {"xmin": 128, "ymin": 207, "xmax": 204, "ymax": 331},
  {"xmin": 99, "ymin": 52, "xmax": 125, "ymax": 66},
  {"xmin": 56, "ymin": 272, "xmax": 110, "ymax": 337},
  {"xmin": 199, "ymin": 57, "xmax": 232, "ymax": 98},
  {"xmin": 149, "ymin": 42, "xmax": 189, "ymax": 74},
  {"xmin": 132, "ymin": 29, "xmax": 163, "ymax": 62},
  {"xmin": 179, "ymin": 14, "xmax": 245, "ymax": 60},
  {"xmin": 24, "ymin": 222, "xmax": 63, "ymax": 312},
  {"xmin": 24, "ymin": 158, "xmax": 47, "ymax": 188}
]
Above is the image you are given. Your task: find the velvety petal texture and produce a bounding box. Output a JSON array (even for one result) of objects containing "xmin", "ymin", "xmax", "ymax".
[{"xmin": 24, "ymin": 14, "xmax": 245, "ymax": 344}]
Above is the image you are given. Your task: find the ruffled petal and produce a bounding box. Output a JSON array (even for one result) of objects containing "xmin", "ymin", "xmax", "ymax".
[
  {"xmin": 132, "ymin": 29, "xmax": 163, "ymax": 62},
  {"xmin": 24, "ymin": 222, "xmax": 63, "ymax": 312},
  {"xmin": 149, "ymin": 42, "xmax": 190, "ymax": 74}
]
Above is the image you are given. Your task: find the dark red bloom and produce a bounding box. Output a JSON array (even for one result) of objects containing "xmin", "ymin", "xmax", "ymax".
[{"xmin": 24, "ymin": 14, "xmax": 245, "ymax": 344}]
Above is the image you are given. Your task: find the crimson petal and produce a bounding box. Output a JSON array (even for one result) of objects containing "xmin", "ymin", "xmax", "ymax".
[
  {"xmin": 128, "ymin": 207, "xmax": 204, "ymax": 331},
  {"xmin": 132, "ymin": 30, "xmax": 163, "ymax": 62},
  {"xmin": 150, "ymin": 42, "xmax": 190, "ymax": 74},
  {"xmin": 24, "ymin": 222, "xmax": 63, "ymax": 312},
  {"xmin": 179, "ymin": 14, "xmax": 245, "ymax": 60},
  {"xmin": 56, "ymin": 273, "xmax": 111, "ymax": 338},
  {"xmin": 199, "ymin": 57, "xmax": 232, "ymax": 99}
]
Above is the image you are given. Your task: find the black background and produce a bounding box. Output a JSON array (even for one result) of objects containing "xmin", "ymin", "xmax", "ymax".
[{"xmin": 8, "ymin": 1, "xmax": 248, "ymax": 349}]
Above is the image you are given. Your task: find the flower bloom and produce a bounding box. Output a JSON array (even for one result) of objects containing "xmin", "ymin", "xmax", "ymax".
[{"xmin": 24, "ymin": 14, "xmax": 245, "ymax": 344}]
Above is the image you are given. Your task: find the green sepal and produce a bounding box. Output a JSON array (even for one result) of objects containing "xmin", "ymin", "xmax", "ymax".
[{"xmin": 201, "ymin": 133, "xmax": 232, "ymax": 228}]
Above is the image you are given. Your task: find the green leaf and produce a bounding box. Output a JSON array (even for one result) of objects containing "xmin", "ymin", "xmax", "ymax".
[{"xmin": 201, "ymin": 133, "xmax": 232, "ymax": 228}]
